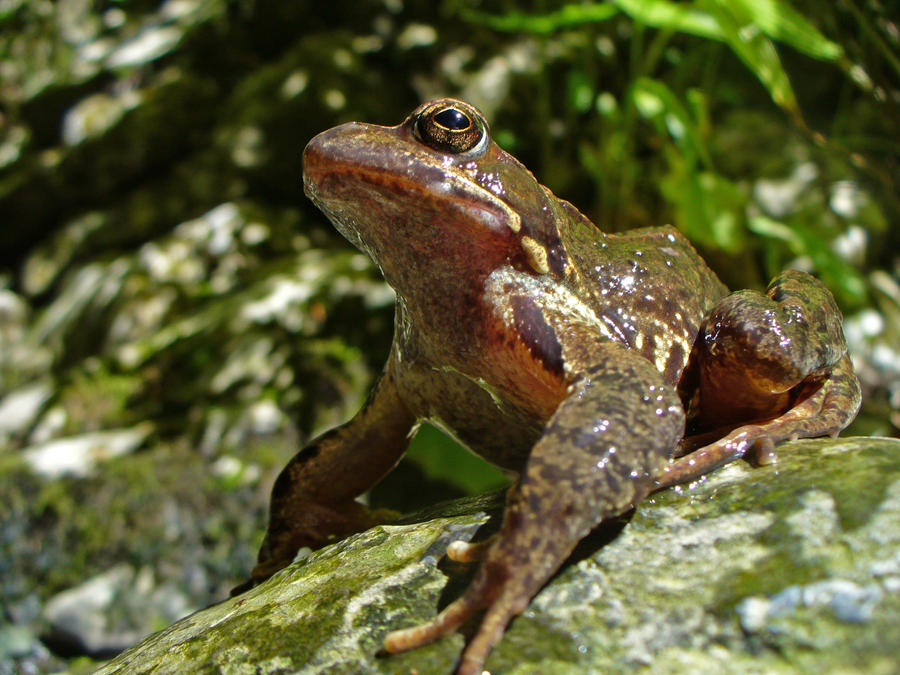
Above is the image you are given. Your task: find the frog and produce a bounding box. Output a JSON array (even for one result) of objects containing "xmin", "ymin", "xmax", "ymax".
[{"xmin": 237, "ymin": 98, "xmax": 861, "ymax": 675}]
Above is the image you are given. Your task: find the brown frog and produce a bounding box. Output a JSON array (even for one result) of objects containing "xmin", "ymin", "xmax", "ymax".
[{"xmin": 238, "ymin": 98, "xmax": 861, "ymax": 674}]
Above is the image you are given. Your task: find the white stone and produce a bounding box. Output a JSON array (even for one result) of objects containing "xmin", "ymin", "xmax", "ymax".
[
  {"xmin": 23, "ymin": 424, "xmax": 152, "ymax": 477},
  {"xmin": 107, "ymin": 25, "xmax": 183, "ymax": 68},
  {"xmin": 0, "ymin": 380, "xmax": 52, "ymax": 438}
]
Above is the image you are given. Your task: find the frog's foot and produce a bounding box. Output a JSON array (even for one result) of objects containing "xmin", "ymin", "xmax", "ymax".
[
  {"xmin": 386, "ymin": 483, "xmax": 595, "ymax": 675},
  {"xmin": 384, "ymin": 533, "xmax": 554, "ymax": 675},
  {"xmin": 232, "ymin": 499, "xmax": 391, "ymax": 596},
  {"xmin": 387, "ymin": 345, "xmax": 686, "ymax": 674},
  {"xmin": 658, "ymin": 354, "xmax": 860, "ymax": 489},
  {"xmin": 235, "ymin": 364, "xmax": 415, "ymax": 596},
  {"xmin": 660, "ymin": 425, "xmax": 776, "ymax": 489},
  {"xmin": 383, "ymin": 570, "xmax": 498, "ymax": 673}
]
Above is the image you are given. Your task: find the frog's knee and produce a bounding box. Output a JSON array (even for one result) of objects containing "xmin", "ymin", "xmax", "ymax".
[{"xmin": 699, "ymin": 293, "xmax": 810, "ymax": 387}]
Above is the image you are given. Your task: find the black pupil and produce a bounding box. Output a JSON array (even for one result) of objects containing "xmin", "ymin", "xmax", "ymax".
[{"xmin": 434, "ymin": 108, "xmax": 470, "ymax": 131}]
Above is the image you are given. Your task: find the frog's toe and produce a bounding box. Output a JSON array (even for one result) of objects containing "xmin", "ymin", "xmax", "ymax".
[
  {"xmin": 446, "ymin": 536, "xmax": 493, "ymax": 563},
  {"xmin": 745, "ymin": 435, "xmax": 777, "ymax": 466},
  {"xmin": 455, "ymin": 596, "xmax": 525, "ymax": 675},
  {"xmin": 384, "ymin": 571, "xmax": 525, "ymax": 675},
  {"xmin": 383, "ymin": 581, "xmax": 484, "ymax": 654}
]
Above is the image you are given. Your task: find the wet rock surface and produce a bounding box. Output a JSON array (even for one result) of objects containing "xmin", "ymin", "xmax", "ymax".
[{"xmin": 96, "ymin": 437, "xmax": 900, "ymax": 675}]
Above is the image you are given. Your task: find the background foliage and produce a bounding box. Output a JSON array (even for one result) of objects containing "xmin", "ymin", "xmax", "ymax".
[{"xmin": 0, "ymin": 0, "xmax": 897, "ymax": 672}]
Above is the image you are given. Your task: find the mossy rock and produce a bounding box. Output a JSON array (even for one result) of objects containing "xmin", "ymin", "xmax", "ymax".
[{"xmin": 97, "ymin": 436, "xmax": 900, "ymax": 674}]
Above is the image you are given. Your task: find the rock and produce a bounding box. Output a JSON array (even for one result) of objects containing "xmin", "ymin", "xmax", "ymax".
[
  {"xmin": 41, "ymin": 564, "xmax": 194, "ymax": 658},
  {"xmin": 0, "ymin": 623, "xmax": 62, "ymax": 675},
  {"xmin": 0, "ymin": 380, "xmax": 53, "ymax": 443},
  {"xmin": 96, "ymin": 437, "xmax": 900, "ymax": 674},
  {"xmin": 22, "ymin": 424, "xmax": 153, "ymax": 478},
  {"xmin": 0, "ymin": 290, "xmax": 52, "ymax": 391}
]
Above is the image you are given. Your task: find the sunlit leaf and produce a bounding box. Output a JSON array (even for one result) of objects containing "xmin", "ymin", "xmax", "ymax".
[
  {"xmin": 465, "ymin": 0, "xmax": 841, "ymax": 118},
  {"xmin": 729, "ymin": 0, "xmax": 843, "ymax": 60},
  {"xmin": 618, "ymin": 0, "xmax": 817, "ymax": 115},
  {"xmin": 612, "ymin": 0, "xmax": 723, "ymax": 40},
  {"xmin": 461, "ymin": 4, "xmax": 620, "ymax": 34},
  {"xmin": 662, "ymin": 166, "xmax": 748, "ymax": 252},
  {"xmin": 595, "ymin": 91, "xmax": 619, "ymax": 117},
  {"xmin": 748, "ymin": 214, "xmax": 805, "ymax": 248},
  {"xmin": 700, "ymin": 0, "xmax": 800, "ymax": 117},
  {"xmin": 615, "ymin": 0, "xmax": 840, "ymax": 60},
  {"xmin": 631, "ymin": 77, "xmax": 711, "ymax": 167}
]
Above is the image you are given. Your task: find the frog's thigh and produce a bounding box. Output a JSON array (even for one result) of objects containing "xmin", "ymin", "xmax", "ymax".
[
  {"xmin": 247, "ymin": 361, "xmax": 416, "ymax": 586},
  {"xmin": 694, "ymin": 269, "xmax": 849, "ymax": 428},
  {"xmin": 661, "ymin": 352, "xmax": 861, "ymax": 489},
  {"xmin": 385, "ymin": 346, "xmax": 684, "ymax": 674}
]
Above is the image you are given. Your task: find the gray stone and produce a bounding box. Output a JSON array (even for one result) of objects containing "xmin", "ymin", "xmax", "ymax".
[
  {"xmin": 22, "ymin": 424, "xmax": 153, "ymax": 478},
  {"xmin": 42, "ymin": 564, "xmax": 194, "ymax": 658},
  {"xmin": 0, "ymin": 380, "xmax": 53, "ymax": 442},
  {"xmin": 96, "ymin": 436, "xmax": 900, "ymax": 674}
]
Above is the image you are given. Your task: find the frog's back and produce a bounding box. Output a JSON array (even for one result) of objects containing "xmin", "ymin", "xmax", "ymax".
[{"xmin": 556, "ymin": 200, "xmax": 727, "ymax": 385}]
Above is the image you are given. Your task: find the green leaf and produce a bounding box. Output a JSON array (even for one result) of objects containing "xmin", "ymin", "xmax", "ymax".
[
  {"xmin": 662, "ymin": 167, "xmax": 748, "ymax": 252},
  {"xmin": 615, "ymin": 0, "xmax": 840, "ymax": 60},
  {"xmin": 567, "ymin": 70, "xmax": 595, "ymax": 113},
  {"xmin": 407, "ymin": 423, "xmax": 508, "ymax": 494},
  {"xmin": 748, "ymin": 214, "xmax": 805, "ymax": 249},
  {"xmin": 631, "ymin": 77, "xmax": 711, "ymax": 168},
  {"xmin": 618, "ymin": 0, "xmax": 834, "ymax": 115},
  {"xmin": 461, "ymin": 4, "xmax": 620, "ymax": 34},
  {"xmin": 729, "ymin": 0, "xmax": 843, "ymax": 60},
  {"xmin": 700, "ymin": 0, "xmax": 800, "ymax": 117},
  {"xmin": 612, "ymin": 0, "xmax": 723, "ymax": 40}
]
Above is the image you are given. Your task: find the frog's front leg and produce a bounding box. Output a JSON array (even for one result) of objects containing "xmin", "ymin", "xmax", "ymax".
[
  {"xmin": 385, "ymin": 345, "xmax": 684, "ymax": 675},
  {"xmin": 662, "ymin": 270, "xmax": 861, "ymax": 487},
  {"xmin": 235, "ymin": 354, "xmax": 416, "ymax": 593}
]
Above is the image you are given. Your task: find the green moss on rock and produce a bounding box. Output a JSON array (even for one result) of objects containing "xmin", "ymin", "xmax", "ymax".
[{"xmin": 96, "ymin": 437, "xmax": 900, "ymax": 674}]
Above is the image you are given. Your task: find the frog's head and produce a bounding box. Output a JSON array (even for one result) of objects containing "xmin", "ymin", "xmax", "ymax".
[{"xmin": 303, "ymin": 98, "xmax": 570, "ymax": 298}]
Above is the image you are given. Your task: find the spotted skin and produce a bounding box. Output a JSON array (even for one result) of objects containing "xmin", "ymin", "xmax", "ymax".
[{"xmin": 236, "ymin": 99, "xmax": 861, "ymax": 675}]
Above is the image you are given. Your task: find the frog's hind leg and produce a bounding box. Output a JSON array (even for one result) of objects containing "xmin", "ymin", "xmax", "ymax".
[
  {"xmin": 658, "ymin": 271, "xmax": 862, "ymax": 490},
  {"xmin": 661, "ymin": 353, "xmax": 860, "ymax": 488},
  {"xmin": 688, "ymin": 269, "xmax": 854, "ymax": 430}
]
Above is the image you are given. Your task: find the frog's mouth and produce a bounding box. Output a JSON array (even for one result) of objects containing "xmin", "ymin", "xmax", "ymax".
[{"xmin": 302, "ymin": 122, "xmax": 522, "ymax": 244}]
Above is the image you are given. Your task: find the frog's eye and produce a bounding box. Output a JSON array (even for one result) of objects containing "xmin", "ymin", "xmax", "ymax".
[{"xmin": 414, "ymin": 101, "xmax": 488, "ymax": 155}]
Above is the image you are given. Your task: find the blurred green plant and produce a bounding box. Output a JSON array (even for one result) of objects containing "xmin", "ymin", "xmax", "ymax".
[
  {"xmin": 468, "ymin": 0, "xmax": 843, "ymax": 115},
  {"xmin": 459, "ymin": 0, "xmax": 897, "ymax": 311}
]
